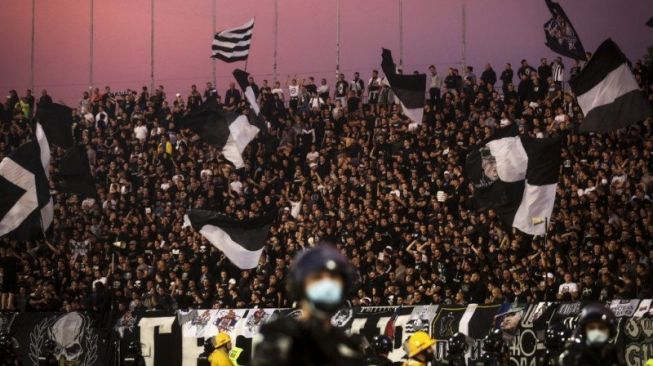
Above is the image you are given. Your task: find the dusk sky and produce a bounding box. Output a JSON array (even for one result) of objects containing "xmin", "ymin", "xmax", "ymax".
[{"xmin": 1, "ymin": 0, "xmax": 651, "ymax": 105}]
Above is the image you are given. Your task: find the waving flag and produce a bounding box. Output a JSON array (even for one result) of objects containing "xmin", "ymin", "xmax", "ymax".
[
  {"xmin": 570, "ymin": 39, "xmax": 652, "ymax": 133},
  {"xmin": 0, "ymin": 123, "xmax": 53, "ymax": 239},
  {"xmin": 543, "ymin": 0, "xmax": 586, "ymax": 60},
  {"xmin": 381, "ymin": 48, "xmax": 426, "ymax": 128},
  {"xmin": 466, "ymin": 131, "xmax": 561, "ymax": 236},
  {"xmin": 185, "ymin": 209, "xmax": 276, "ymax": 269},
  {"xmin": 212, "ymin": 19, "xmax": 254, "ymax": 62}
]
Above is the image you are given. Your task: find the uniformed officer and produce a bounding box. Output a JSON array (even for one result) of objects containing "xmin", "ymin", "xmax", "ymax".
[
  {"xmin": 440, "ymin": 332, "xmax": 468, "ymax": 366},
  {"xmin": 402, "ymin": 331, "xmax": 436, "ymax": 366},
  {"xmin": 197, "ymin": 339, "xmax": 214, "ymax": 366},
  {"xmin": 209, "ymin": 333, "xmax": 235, "ymax": 366},
  {"xmin": 366, "ymin": 335, "xmax": 394, "ymax": 366},
  {"xmin": 252, "ymin": 244, "xmax": 365, "ymax": 366},
  {"xmin": 474, "ymin": 328, "xmax": 508, "ymax": 366},
  {"xmin": 536, "ymin": 323, "xmax": 569, "ymax": 366},
  {"xmin": 38, "ymin": 339, "xmax": 58, "ymax": 366},
  {"xmin": 121, "ymin": 341, "xmax": 146, "ymax": 366},
  {"xmin": 559, "ymin": 303, "xmax": 624, "ymax": 366}
]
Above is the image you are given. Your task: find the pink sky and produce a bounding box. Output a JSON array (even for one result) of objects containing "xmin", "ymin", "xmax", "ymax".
[{"xmin": 0, "ymin": 0, "xmax": 651, "ymax": 105}]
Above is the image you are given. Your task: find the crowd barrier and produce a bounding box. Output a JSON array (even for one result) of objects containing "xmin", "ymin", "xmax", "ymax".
[{"xmin": 1, "ymin": 300, "xmax": 652, "ymax": 365}]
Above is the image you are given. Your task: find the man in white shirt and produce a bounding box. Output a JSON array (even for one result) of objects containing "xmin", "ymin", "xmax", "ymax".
[
  {"xmin": 558, "ymin": 272, "xmax": 579, "ymax": 299},
  {"xmin": 428, "ymin": 65, "xmax": 442, "ymax": 106},
  {"xmin": 133, "ymin": 120, "xmax": 148, "ymax": 142}
]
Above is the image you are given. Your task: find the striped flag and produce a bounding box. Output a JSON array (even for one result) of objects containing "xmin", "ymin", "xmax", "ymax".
[
  {"xmin": 570, "ymin": 39, "xmax": 652, "ymax": 133},
  {"xmin": 211, "ymin": 19, "xmax": 254, "ymax": 62},
  {"xmin": 465, "ymin": 131, "xmax": 562, "ymax": 236}
]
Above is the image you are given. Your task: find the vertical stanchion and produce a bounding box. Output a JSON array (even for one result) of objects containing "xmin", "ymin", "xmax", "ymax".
[
  {"xmin": 273, "ymin": 0, "xmax": 278, "ymax": 81},
  {"xmin": 150, "ymin": 0, "xmax": 155, "ymax": 91},
  {"xmin": 212, "ymin": 0, "xmax": 216, "ymax": 87},
  {"xmin": 336, "ymin": 0, "xmax": 340, "ymax": 74},
  {"xmin": 399, "ymin": 0, "xmax": 403, "ymax": 67},
  {"xmin": 462, "ymin": 0, "xmax": 467, "ymax": 69},
  {"xmin": 30, "ymin": 0, "xmax": 36, "ymax": 92},
  {"xmin": 89, "ymin": 0, "xmax": 94, "ymax": 87}
]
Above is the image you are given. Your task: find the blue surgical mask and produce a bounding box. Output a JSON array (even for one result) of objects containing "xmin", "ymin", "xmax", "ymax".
[
  {"xmin": 306, "ymin": 279, "xmax": 343, "ymax": 306},
  {"xmin": 586, "ymin": 329, "xmax": 609, "ymax": 346}
]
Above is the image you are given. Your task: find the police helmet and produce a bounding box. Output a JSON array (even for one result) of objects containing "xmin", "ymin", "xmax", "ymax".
[
  {"xmin": 287, "ymin": 243, "xmax": 356, "ymax": 307},
  {"xmin": 448, "ymin": 332, "xmax": 469, "ymax": 355},
  {"xmin": 482, "ymin": 328, "xmax": 504, "ymax": 354},
  {"xmin": 577, "ymin": 302, "xmax": 616, "ymax": 338},
  {"xmin": 372, "ymin": 335, "xmax": 393, "ymax": 354}
]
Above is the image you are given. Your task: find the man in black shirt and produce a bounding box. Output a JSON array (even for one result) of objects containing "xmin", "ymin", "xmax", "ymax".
[
  {"xmin": 480, "ymin": 64, "xmax": 497, "ymax": 86},
  {"xmin": 538, "ymin": 58, "xmax": 552, "ymax": 89},
  {"xmin": 0, "ymin": 248, "xmax": 20, "ymax": 311},
  {"xmin": 500, "ymin": 63, "xmax": 514, "ymax": 94}
]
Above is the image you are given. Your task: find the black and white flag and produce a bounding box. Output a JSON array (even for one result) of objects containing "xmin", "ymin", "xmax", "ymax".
[
  {"xmin": 184, "ymin": 209, "xmax": 276, "ymax": 269},
  {"xmin": 212, "ymin": 19, "xmax": 254, "ymax": 62},
  {"xmin": 233, "ymin": 69, "xmax": 260, "ymax": 116},
  {"xmin": 381, "ymin": 48, "xmax": 426, "ymax": 129},
  {"xmin": 570, "ymin": 38, "xmax": 652, "ymax": 133},
  {"xmin": 36, "ymin": 102, "xmax": 73, "ymax": 148},
  {"xmin": 0, "ymin": 123, "xmax": 53, "ymax": 239},
  {"xmin": 58, "ymin": 145, "xmax": 97, "ymax": 199},
  {"xmin": 543, "ymin": 0, "xmax": 586, "ymax": 61},
  {"xmin": 466, "ymin": 132, "xmax": 561, "ymax": 235},
  {"xmin": 181, "ymin": 97, "xmax": 259, "ymax": 169}
]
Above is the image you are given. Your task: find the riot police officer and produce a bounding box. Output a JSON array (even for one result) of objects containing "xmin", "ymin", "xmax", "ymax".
[
  {"xmin": 0, "ymin": 332, "xmax": 21, "ymax": 366},
  {"xmin": 559, "ymin": 303, "xmax": 624, "ymax": 366},
  {"xmin": 536, "ymin": 323, "xmax": 570, "ymax": 366},
  {"xmin": 121, "ymin": 341, "xmax": 146, "ymax": 366},
  {"xmin": 440, "ymin": 332, "xmax": 468, "ymax": 366},
  {"xmin": 197, "ymin": 339, "xmax": 214, "ymax": 366},
  {"xmin": 252, "ymin": 244, "xmax": 365, "ymax": 366},
  {"xmin": 402, "ymin": 331, "xmax": 436, "ymax": 366},
  {"xmin": 474, "ymin": 328, "xmax": 508, "ymax": 366},
  {"xmin": 366, "ymin": 335, "xmax": 394, "ymax": 366},
  {"xmin": 38, "ymin": 339, "xmax": 58, "ymax": 365}
]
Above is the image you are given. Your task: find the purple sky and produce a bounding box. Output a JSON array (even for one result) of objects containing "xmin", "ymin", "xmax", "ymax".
[{"xmin": 1, "ymin": 0, "xmax": 651, "ymax": 105}]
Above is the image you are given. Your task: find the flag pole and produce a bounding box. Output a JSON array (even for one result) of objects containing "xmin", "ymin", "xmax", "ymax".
[
  {"xmin": 150, "ymin": 0, "xmax": 155, "ymax": 91},
  {"xmin": 212, "ymin": 0, "xmax": 216, "ymax": 87},
  {"xmin": 30, "ymin": 0, "xmax": 35, "ymax": 92},
  {"xmin": 336, "ymin": 0, "xmax": 340, "ymax": 74},
  {"xmin": 461, "ymin": 0, "xmax": 467, "ymax": 69},
  {"xmin": 89, "ymin": 0, "xmax": 94, "ymax": 88},
  {"xmin": 399, "ymin": 0, "xmax": 403, "ymax": 67},
  {"xmin": 273, "ymin": 0, "xmax": 278, "ymax": 81}
]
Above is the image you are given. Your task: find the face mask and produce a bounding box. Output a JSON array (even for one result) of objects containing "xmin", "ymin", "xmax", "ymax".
[
  {"xmin": 586, "ymin": 329, "xmax": 609, "ymax": 346},
  {"xmin": 306, "ymin": 279, "xmax": 343, "ymax": 307}
]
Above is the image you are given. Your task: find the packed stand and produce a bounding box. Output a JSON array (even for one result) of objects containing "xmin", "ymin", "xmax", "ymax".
[{"xmin": 1, "ymin": 56, "xmax": 653, "ymax": 317}]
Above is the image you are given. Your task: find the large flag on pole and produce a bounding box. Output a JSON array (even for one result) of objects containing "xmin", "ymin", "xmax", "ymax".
[
  {"xmin": 0, "ymin": 123, "xmax": 53, "ymax": 239},
  {"xmin": 181, "ymin": 97, "xmax": 259, "ymax": 169},
  {"xmin": 212, "ymin": 19, "xmax": 254, "ymax": 62},
  {"xmin": 570, "ymin": 39, "xmax": 652, "ymax": 133},
  {"xmin": 184, "ymin": 209, "xmax": 276, "ymax": 269},
  {"xmin": 380, "ymin": 48, "xmax": 426, "ymax": 128},
  {"xmin": 58, "ymin": 145, "xmax": 97, "ymax": 199},
  {"xmin": 36, "ymin": 103, "xmax": 73, "ymax": 148},
  {"xmin": 466, "ymin": 130, "xmax": 561, "ymax": 236},
  {"xmin": 543, "ymin": 0, "xmax": 586, "ymax": 61}
]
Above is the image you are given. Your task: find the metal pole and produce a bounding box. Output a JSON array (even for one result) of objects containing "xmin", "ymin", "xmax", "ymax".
[
  {"xmin": 461, "ymin": 0, "xmax": 467, "ymax": 69},
  {"xmin": 399, "ymin": 0, "xmax": 403, "ymax": 67},
  {"xmin": 273, "ymin": 0, "xmax": 278, "ymax": 81},
  {"xmin": 211, "ymin": 0, "xmax": 216, "ymax": 87},
  {"xmin": 89, "ymin": 0, "xmax": 94, "ymax": 87},
  {"xmin": 336, "ymin": 0, "xmax": 340, "ymax": 73},
  {"xmin": 150, "ymin": 0, "xmax": 155, "ymax": 91},
  {"xmin": 30, "ymin": 0, "xmax": 35, "ymax": 92}
]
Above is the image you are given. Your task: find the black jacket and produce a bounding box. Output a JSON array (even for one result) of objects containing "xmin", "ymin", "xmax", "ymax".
[
  {"xmin": 252, "ymin": 316, "xmax": 365, "ymax": 366},
  {"xmin": 559, "ymin": 341, "xmax": 625, "ymax": 366}
]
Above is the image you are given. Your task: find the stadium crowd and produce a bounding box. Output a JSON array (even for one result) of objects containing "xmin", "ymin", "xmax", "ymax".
[{"xmin": 0, "ymin": 56, "xmax": 652, "ymax": 318}]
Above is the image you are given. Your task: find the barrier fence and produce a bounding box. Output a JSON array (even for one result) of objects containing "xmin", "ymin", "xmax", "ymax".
[{"xmin": 1, "ymin": 300, "xmax": 652, "ymax": 365}]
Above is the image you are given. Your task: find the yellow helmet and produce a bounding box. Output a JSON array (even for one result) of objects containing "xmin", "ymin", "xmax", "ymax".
[
  {"xmin": 404, "ymin": 331, "xmax": 436, "ymax": 358},
  {"xmin": 645, "ymin": 359, "xmax": 653, "ymax": 366},
  {"xmin": 213, "ymin": 332, "xmax": 231, "ymax": 348}
]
